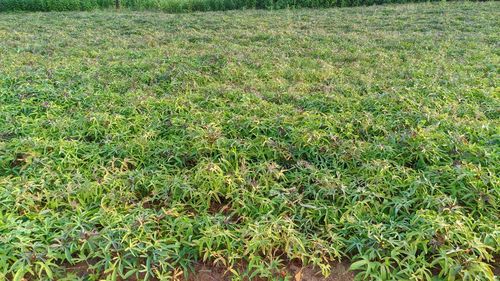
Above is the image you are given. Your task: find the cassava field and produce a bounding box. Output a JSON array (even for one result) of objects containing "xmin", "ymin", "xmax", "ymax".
[{"xmin": 0, "ymin": 2, "xmax": 499, "ymax": 280}]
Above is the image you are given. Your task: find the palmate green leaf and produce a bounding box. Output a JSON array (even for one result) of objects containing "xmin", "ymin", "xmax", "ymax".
[
  {"xmin": 12, "ymin": 267, "xmax": 26, "ymax": 281},
  {"xmin": 36, "ymin": 261, "xmax": 54, "ymax": 280},
  {"xmin": 349, "ymin": 259, "xmax": 368, "ymax": 271}
]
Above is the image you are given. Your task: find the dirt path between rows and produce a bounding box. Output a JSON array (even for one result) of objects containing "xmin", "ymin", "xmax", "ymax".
[{"xmin": 187, "ymin": 262, "xmax": 355, "ymax": 281}]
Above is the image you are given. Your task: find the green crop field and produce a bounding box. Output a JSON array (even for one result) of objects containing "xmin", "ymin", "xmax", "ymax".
[{"xmin": 0, "ymin": 2, "xmax": 499, "ymax": 280}]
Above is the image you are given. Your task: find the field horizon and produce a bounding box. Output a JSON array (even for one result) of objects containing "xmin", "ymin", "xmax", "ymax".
[{"xmin": 0, "ymin": 0, "xmax": 486, "ymax": 13}]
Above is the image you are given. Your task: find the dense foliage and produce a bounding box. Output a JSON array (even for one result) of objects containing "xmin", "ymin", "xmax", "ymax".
[
  {"xmin": 1, "ymin": 2, "xmax": 499, "ymax": 280},
  {"xmin": 0, "ymin": 0, "xmax": 482, "ymax": 13}
]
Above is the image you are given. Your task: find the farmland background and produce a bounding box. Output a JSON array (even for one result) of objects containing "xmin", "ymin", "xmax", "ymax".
[
  {"xmin": 0, "ymin": 0, "xmax": 482, "ymax": 12},
  {"xmin": 0, "ymin": 1, "xmax": 499, "ymax": 280}
]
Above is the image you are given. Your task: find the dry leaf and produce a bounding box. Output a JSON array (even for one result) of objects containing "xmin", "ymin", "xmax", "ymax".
[{"xmin": 295, "ymin": 268, "xmax": 303, "ymax": 281}]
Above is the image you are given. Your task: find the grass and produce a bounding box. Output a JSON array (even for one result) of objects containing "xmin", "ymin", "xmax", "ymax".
[{"xmin": 0, "ymin": 2, "xmax": 499, "ymax": 280}]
